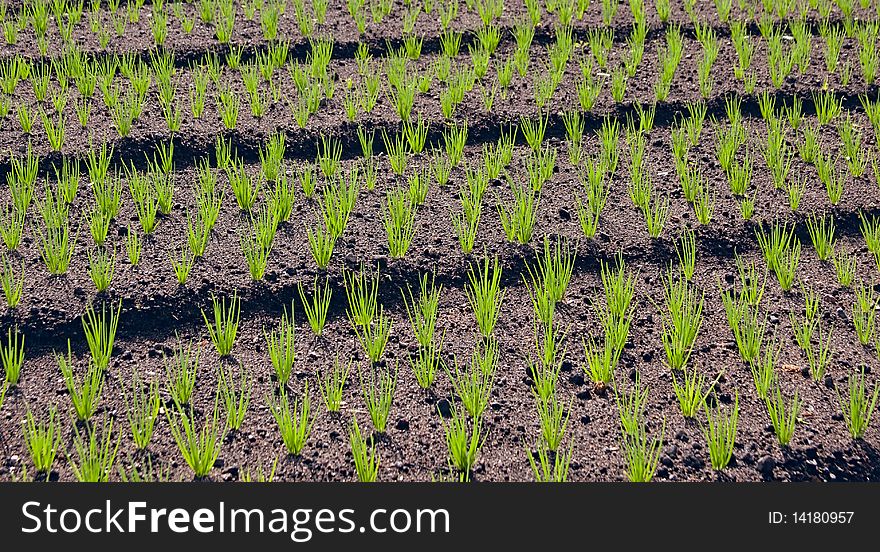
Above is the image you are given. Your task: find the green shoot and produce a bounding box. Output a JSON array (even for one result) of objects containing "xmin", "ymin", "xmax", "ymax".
[
  {"xmin": 69, "ymin": 418, "xmax": 119, "ymax": 482},
  {"xmin": 165, "ymin": 394, "xmax": 226, "ymax": 477},
  {"xmin": 298, "ymin": 277, "xmax": 332, "ymax": 335},
  {"xmin": 202, "ymin": 292, "xmax": 240, "ymax": 357},
  {"xmin": 671, "ymin": 364, "xmax": 715, "ymax": 418},
  {"xmin": 58, "ymin": 343, "xmax": 105, "ymax": 422},
  {"xmin": 344, "ymin": 265, "xmax": 379, "ymax": 328},
  {"xmin": 350, "ymin": 417, "xmax": 380, "ymax": 482},
  {"xmin": 318, "ymin": 356, "xmax": 351, "ymax": 412},
  {"xmin": 23, "ymin": 407, "xmax": 60, "ymax": 474},
  {"xmin": 360, "ymin": 363, "xmax": 397, "ymax": 433},
  {"xmin": 164, "ymin": 336, "xmax": 200, "ymax": 406},
  {"xmin": 836, "ymin": 371, "xmax": 880, "ymax": 439},
  {"xmin": 265, "ymin": 302, "xmax": 296, "ymax": 385},
  {"xmin": 402, "ymin": 272, "xmax": 442, "ymax": 349},
  {"xmin": 1, "ymin": 326, "xmax": 24, "ymax": 385},
  {"xmin": 702, "ymin": 394, "xmax": 739, "ymax": 470},
  {"xmin": 465, "ymin": 255, "xmax": 505, "ymax": 338},
  {"xmin": 218, "ymin": 363, "xmax": 251, "ymax": 431},
  {"xmin": 267, "ymin": 384, "xmax": 314, "ymax": 455},
  {"xmin": 123, "ymin": 368, "xmax": 160, "ymax": 450},
  {"xmin": 766, "ymin": 384, "xmax": 800, "ymax": 446},
  {"xmin": 622, "ymin": 421, "xmax": 664, "ymax": 482},
  {"xmin": 82, "ymin": 301, "xmax": 121, "ymax": 371},
  {"xmin": 441, "ymin": 404, "xmax": 484, "ymax": 475}
]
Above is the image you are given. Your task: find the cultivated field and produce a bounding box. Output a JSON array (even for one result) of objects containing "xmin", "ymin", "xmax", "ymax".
[{"xmin": 1, "ymin": 0, "xmax": 880, "ymax": 482}]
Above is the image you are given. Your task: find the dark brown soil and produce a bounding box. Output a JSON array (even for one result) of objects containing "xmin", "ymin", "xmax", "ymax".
[{"xmin": 2, "ymin": 2, "xmax": 880, "ymax": 482}]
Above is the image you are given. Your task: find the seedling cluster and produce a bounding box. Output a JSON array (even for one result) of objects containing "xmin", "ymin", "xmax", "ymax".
[{"xmin": 1, "ymin": 0, "xmax": 880, "ymax": 483}]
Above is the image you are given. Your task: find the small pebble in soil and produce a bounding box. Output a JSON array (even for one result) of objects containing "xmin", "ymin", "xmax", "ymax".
[
  {"xmin": 437, "ymin": 399, "xmax": 452, "ymax": 418},
  {"xmin": 758, "ymin": 455, "xmax": 776, "ymax": 476},
  {"xmin": 683, "ymin": 455, "xmax": 704, "ymax": 470}
]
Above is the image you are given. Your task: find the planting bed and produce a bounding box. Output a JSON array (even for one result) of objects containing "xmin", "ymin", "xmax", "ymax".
[{"xmin": 1, "ymin": 0, "xmax": 880, "ymax": 483}]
